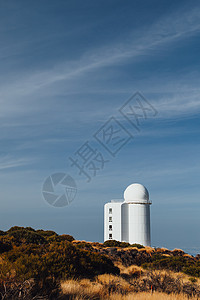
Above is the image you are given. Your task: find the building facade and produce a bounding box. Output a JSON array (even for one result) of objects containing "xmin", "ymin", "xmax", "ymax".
[{"xmin": 104, "ymin": 183, "xmax": 152, "ymax": 247}]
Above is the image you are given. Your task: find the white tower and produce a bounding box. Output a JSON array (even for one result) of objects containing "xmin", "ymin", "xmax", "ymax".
[{"xmin": 104, "ymin": 183, "xmax": 152, "ymax": 247}]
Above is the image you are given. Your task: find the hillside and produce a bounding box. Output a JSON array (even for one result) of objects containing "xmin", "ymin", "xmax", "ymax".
[{"xmin": 0, "ymin": 226, "xmax": 200, "ymax": 299}]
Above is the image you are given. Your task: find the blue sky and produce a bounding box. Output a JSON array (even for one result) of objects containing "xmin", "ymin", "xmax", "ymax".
[{"xmin": 1, "ymin": 0, "xmax": 200, "ymax": 255}]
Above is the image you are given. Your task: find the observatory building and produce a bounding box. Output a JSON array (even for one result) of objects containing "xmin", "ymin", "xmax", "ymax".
[{"xmin": 104, "ymin": 183, "xmax": 152, "ymax": 247}]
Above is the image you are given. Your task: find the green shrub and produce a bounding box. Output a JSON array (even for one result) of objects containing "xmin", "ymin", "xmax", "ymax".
[
  {"xmin": 142, "ymin": 255, "xmax": 187, "ymax": 272},
  {"xmin": 103, "ymin": 240, "xmax": 144, "ymax": 248},
  {"xmin": 142, "ymin": 254, "xmax": 200, "ymax": 278},
  {"xmin": 7, "ymin": 229, "xmax": 47, "ymax": 245},
  {"xmin": 7, "ymin": 226, "xmax": 35, "ymax": 233},
  {"xmin": 0, "ymin": 237, "xmax": 12, "ymax": 253},
  {"xmin": 36, "ymin": 229, "xmax": 58, "ymax": 237},
  {"xmin": 103, "ymin": 240, "xmax": 130, "ymax": 248},
  {"xmin": 75, "ymin": 242, "xmax": 93, "ymax": 250},
  {"xmin": 3, "ymin": 241, "xmax": 119, "ymax": 281},
  {"xmin": 54, "ymin": 234, "xmax": 74, "ymax": 242},
  {"xmin": 131, "ymin": 243, "xmax": 144, "ymax": 249},
  {"xmin": 183, "ymin": 265, "xmax": 200, "ymax": 277}
]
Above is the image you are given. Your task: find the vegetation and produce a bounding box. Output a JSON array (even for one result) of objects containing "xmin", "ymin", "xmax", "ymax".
[
  {"xmin": 103, "ymin": 239, "xmax": 144, "ymax": 248},
  {"xmin": 61, "ymin": 271, "xmax": 200, "ymax": 299},
  {"xmin": 0, "ymin": 227, "xmax": 119, "ymax": 299},
  {"xmin": 0, "ymin": 227, "xmax": 200, "ymax": 299},
  {"xmin": 142, "ymin": 253, "xmax": 200, "ymax": 277}
]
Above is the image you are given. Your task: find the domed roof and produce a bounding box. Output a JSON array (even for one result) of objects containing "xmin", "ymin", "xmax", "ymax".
[{"xmin": 124, "ymin": 183, "xmax": 150, "ymax": 203}]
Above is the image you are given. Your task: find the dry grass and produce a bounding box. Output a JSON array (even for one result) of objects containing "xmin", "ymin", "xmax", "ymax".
[
  {"xmin": 116, "ymin": 261, "xmax": 200, "ymax": 284},
  {"xmin": 153, "ymin": 269, "xmax": 200, "ymax": 285},
  {"xmin": 61, "ymin": 265, "xmax": 200, "ymax": 299},
  {"xmin": 121, "ymin": 265, "xmax": 143, "ymax": 278},
  {"xmin": 97, "ymin": 274, "xmax": 132, "ymax": 294},
  {"xmin": 115, "ymin": 261, "xmax": 143, "ymax": 275},
  {"xmin": 137, "ymin": 247, "xmax": 154, "ymax": 253},
  {"xmin": 61, "ymin": 277, "xmax": 199, "ymax": 299},
  {"xmin": 61, "ymin": 278, "xmax": 105, "ymax": 299},
  {"xmin": 156, "ymin": 248, "xmax": 169, "ymax": 253},
  {"xmin": 109, "ymin": 291, "xmax": 199, "ymax": 299},
  {"xmin": 183, "ymin": 254, "xmax": 193, "ymax": 258}
]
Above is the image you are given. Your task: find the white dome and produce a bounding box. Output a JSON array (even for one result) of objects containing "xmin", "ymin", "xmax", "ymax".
[{"xmin": 124, "ymin": 183, "xmax": 149, "ymax": 203}]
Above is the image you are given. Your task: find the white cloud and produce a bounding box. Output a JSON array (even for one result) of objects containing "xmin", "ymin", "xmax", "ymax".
[
  {"xmin": 0, "ymin": 3, "xmax": 200, "ymax": 123},
  {"xmin": 0, "ymin": 155, "xmax": 35, "ymax": 170}
]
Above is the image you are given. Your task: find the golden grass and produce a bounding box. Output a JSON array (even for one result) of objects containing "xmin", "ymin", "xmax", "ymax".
[
  {"xmin": 120, "ymin": 264, "xmax": 143, "ymax": 278},
  {"xmin": 153, "ymin": 268, "xmax": 200, "ymax": 285},
  {"xmin": 172, "ymin": 248, "xmax": 185, "ymax": 253},
  {"xmin": 156, "ymin": 247, "xmax": 169, "ymax": 252},
  {"xmin": 115, "ymin": 261, "xmax": 200, "ymax": 284},
  {"xmin": 114, "ymin": 261, "xmax": 143, "ymax": 275},
  {"xmin": 183, "ymin": 253, "xmax": 193, "ymax": 258},
  {"xmin": 61, "ymin": 278, "xmax": 105, "ymax": 299},
  {"xmin": 61, "ymin": 278, "xmax": 199, "ymax": 300},
  {"xmin": 61, "ymin": 265, "xmax": 200, "ymax": 299},
  {"xmin": 97, "ymin": 274, "xmax": 132, "ymax": 293},
  {"xmin": 109, "ymin": 292, "xmax": 199, "ymax": 299}
]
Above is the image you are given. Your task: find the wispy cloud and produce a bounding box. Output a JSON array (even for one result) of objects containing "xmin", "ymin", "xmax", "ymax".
[
  {"xmin": 0, "ymin": 156, "xmax": 35, "ymax": 170},
  {"xmin": 0, "ymin": 3, "xmax": 200, "ymax": 141},
  {"xmin": 1, "ymin": 4, "xmax": 200, "ymax": 99}
]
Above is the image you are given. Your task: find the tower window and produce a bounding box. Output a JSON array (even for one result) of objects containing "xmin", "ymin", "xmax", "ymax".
[
  {"xmin": 109, "ymin": 225, "xmax": 112, "ymax": 231},
  {"xmin": 109, "ymin": 208, "xmax": 112, "ymax": 214},
  {"xmin": 109, "ymin": 216, "xmax": 112, "ymax": 222},
  {"xmin": 109, "ymin": 234, "xmax": 112, "ymax": 239}
]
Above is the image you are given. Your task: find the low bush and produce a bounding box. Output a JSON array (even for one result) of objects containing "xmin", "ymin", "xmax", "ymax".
[
  {"xmin": 3, "ymin": 241, "xmax": 119, "ymax": 281},
  {"xmin": 0, "ymin": 237, "xmax": 12, "ymax": 253},
  {"xmin": 131, "ymin": 243, "xmax": 144, "ymax": 249},
  {"xmin": 103, "ymin": 240, "xmax": 144, "ymax": 249},
  {"xmin": 7, "ymin": 229, "xmax": 47, "ymax": 246},
  {"xmin": 142, "ymin": 254, "xmax": 200, "ymax": 278}
]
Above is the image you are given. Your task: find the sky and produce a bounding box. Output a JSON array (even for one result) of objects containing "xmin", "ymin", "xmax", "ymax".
[{"xmin": 0, "ymin": 0, "xmax": 200, "ymax": 255}]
